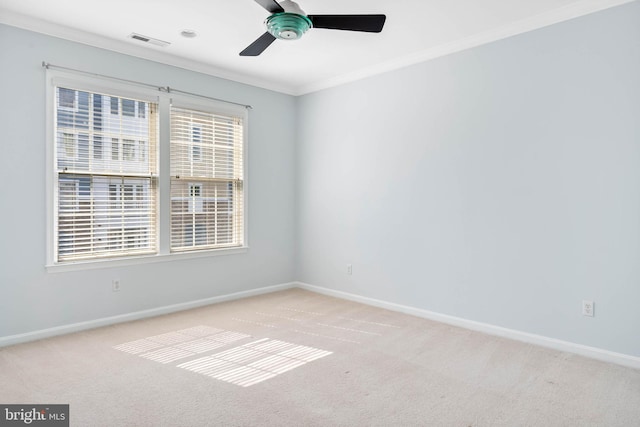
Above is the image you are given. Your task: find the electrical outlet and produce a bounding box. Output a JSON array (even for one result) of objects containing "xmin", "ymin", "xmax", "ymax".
[
  {"xmin": 346, "ymin": 264, "xmax": 352, "ymax": 275},
  {"xmin": 582, "ymin": 300, "xmax": 594, "ymax": 317},
  {"xmin": 112, "ymin": 279, "xmax": 121, "ymax": 292}
]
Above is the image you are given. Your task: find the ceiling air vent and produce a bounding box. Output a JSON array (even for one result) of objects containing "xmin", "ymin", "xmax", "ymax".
[{"xmin": 128, "ymin": 33, "xmax": 170, "ymax": 47}]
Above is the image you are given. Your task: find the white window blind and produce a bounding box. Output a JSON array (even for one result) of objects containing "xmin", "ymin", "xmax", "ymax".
[
  {"xmin": 54, "ymin": 86, "xmax": 158, "ymax": 262},
  {"xmin": 170, "ymin": 105, "xmax": 244, "ymax": 252}
]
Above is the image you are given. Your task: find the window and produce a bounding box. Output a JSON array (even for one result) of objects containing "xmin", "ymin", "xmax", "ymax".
[
  {"xmin": 139, "ymin": 141, "xmax": 147, "ymax": 162},
  {"xmin": 61, "ymin": 132, "xmax": 76, "ymax": 159},
  {"xmin": 93, "ymin": 136, "xmax": 103, "ymax": 159},
  {"xmin": 122, "ymin": 99, "xmax": 135, "ymax": 117},
  {"xmin": 191, "ymin": 125, "xmax": 202, "ymax": 162},
  {"xmin": 53, "ymin": 85, "xmax": 157, "ymax": 262},
  {"xmin": 110, "ymin": 97, "xmax": 119, "ymax": 115},
  {"xmin": 123, "ymin": 139, "xmax": 135, "ymax": 161},
  {"xmin": 170, "ymin": 105, "xmax": 244, "ymax": 252},
  {"xmin": 111, "ymin": 138, "xmax": 120, "ymax": 161},
  {"xmin": 58, "ymin": 88, "xmax": 77, "ymax": 110},
  {"xmin": 189, "ymin": 183, "xmax": 202, "ymax": 197},
  {"xmin": 111, "ymin": 98, "xmax": 146, "ymax": 118},
  {"xmin": 49, "ymin": 73, "xmax": 246, "ymax": 267},
  {"xmin": 109, "ymin": 183, "xmax": 118, "ymax": 206},
  {"xmin": 58, "ymin": 179, "xmax": 79, "ymax": 212},
  {"xmin": 188, "ymin": 183, "xmax": 204, "ymax": 214}
]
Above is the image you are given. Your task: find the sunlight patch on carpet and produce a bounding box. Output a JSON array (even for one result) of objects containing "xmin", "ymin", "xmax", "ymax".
[
  {"xmin": 146, "ymin": 331, "xmax": 195, "ymax": 345},
  {"xmin": 177, "ymin": 338, "xmax": 332, "ymax": 387},
  {"xmin": 175, "ymin": 338, "xmax": 227, "ymax": 354},
  {"xmin": 113, "ymin": 338, "xmax": 166, "ymax": 355},
  {"xmin": 139, "ymin": 347, "xmax": 196, "ymax": 364},
  {"xmin": 177, "ymin": 326, "xmax": 224, "ymax": 336},
  {"xmin": 113, "ymin": 326, "xmax": 250, "ymax": 363},
  {"xmin": 114, "ymin": 326, "xmax": 332, "ymax": 386}
]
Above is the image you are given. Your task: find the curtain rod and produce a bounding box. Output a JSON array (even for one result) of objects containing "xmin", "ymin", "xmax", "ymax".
[{"xmin": 42, "ymin": 62, "xmax": 252, "ymax": 110}]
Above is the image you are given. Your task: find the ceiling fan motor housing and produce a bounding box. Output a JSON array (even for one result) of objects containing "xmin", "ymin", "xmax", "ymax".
[
  {"xmin": 266, "ymin": 12, "xmax": 312, "ymax": 40},
  {"xmin": 239, "ymin": 0, "xmax": 386, "ymax": 56}
]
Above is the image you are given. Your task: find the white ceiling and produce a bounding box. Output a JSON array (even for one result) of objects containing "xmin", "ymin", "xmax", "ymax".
[{"xmin": 0, "ymin": 0, "xmax": 632, "ymax": 95}]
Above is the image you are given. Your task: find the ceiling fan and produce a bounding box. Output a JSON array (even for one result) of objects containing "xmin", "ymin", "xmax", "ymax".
[{"xmin": 240, "ymin": 0, "xmax": 386, "ymax": 56}]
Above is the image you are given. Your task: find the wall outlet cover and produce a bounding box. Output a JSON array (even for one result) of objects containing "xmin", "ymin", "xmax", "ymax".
[{"xmin": 582, "ymin": 300, "xmax": 594, "ymax": 317}]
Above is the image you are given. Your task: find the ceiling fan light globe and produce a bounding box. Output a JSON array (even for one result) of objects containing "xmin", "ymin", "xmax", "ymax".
[{"xmin": 265, "ymin": 12, "xmax": 312, "ymax": 40}]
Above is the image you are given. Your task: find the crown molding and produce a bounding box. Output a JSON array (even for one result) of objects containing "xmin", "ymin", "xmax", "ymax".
[
  {"xmin": 293, "ymin": 0, "xmax": 637, "ymax": 95},
  {"xmin": 2, "ymin": 0, "xmax": 636, "ymax": 97},
  {"xmin": 0, "ymin": 9, "xmax": 297, "ymax": 96}
]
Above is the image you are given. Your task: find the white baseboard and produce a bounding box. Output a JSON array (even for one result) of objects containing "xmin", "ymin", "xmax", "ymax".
[
  {"xmin": 0, "ymin": 282, "xmax": 297, "ymax": 348},
  {"xmin": 296, "ymin": 282, "xmax": 640, "ymax": 370},
  {"xmin": 3, "ymin": 280, "xmax": 639, "ymax": 370}
]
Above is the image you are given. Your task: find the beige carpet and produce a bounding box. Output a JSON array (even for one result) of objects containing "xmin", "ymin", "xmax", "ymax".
[{"xmin": 1, "ymin": 288, "xmax": 639, "ymax": 426}]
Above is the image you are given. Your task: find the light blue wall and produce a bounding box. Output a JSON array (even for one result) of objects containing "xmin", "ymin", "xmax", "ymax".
[
  {"xmin": 296, "ymin": 2, "xmax": 640, "ymax": 357},
  {"xmin": 0, "ymin": 24, "xmax": 297, "ymax": 337}
]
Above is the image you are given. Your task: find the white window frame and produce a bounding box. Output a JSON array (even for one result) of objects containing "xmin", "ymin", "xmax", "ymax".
[
  {"xmin": 169, "ymin": 95, "xmax": 248, "ymax": 254},
  {"xmin": 45, "ymin": 70, "xmax": 249, "ymax": 272}
]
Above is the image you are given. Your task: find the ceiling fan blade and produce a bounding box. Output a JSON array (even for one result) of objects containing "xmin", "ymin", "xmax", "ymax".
[
  {"xmin": 240, "ymin": 32, "xmax": 277, "ymax": 56},
  {"xmin": 307, "ymin": 14, "xmax": 386, "ymax": 32},
  {"xmin": 253, "ymin": 0, "xmax": 284, "ymax": 14}
]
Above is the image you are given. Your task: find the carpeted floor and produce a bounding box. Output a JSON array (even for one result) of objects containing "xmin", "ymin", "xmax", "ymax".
[{"xmin": 1, "ymin": 288, "xmax": 639, "ymax": 426}]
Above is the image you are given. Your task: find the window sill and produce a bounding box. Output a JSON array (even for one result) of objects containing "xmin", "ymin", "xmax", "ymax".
[{"xmin": 46, "ymin": 246, "xmax": 249, "ymax": 273}]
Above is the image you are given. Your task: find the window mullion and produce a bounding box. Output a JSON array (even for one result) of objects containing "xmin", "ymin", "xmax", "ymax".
[{"xmin": 157, "ymin": 95, "xmax": 172, "ymax": 256}]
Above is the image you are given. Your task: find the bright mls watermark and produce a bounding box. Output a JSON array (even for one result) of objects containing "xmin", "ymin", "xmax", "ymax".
[{"xmin": 0, "ymin": 405, "xmax": 68, "ymax": 426}]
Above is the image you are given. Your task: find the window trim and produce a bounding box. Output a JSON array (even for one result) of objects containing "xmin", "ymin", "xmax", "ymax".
[
  {"xmin": 46, "ymin": 69, "xmax": 249, "ymax": 271},
  {"xmin": 46, "ymin": 247, "xmax": 249, "ymax": 273}
]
